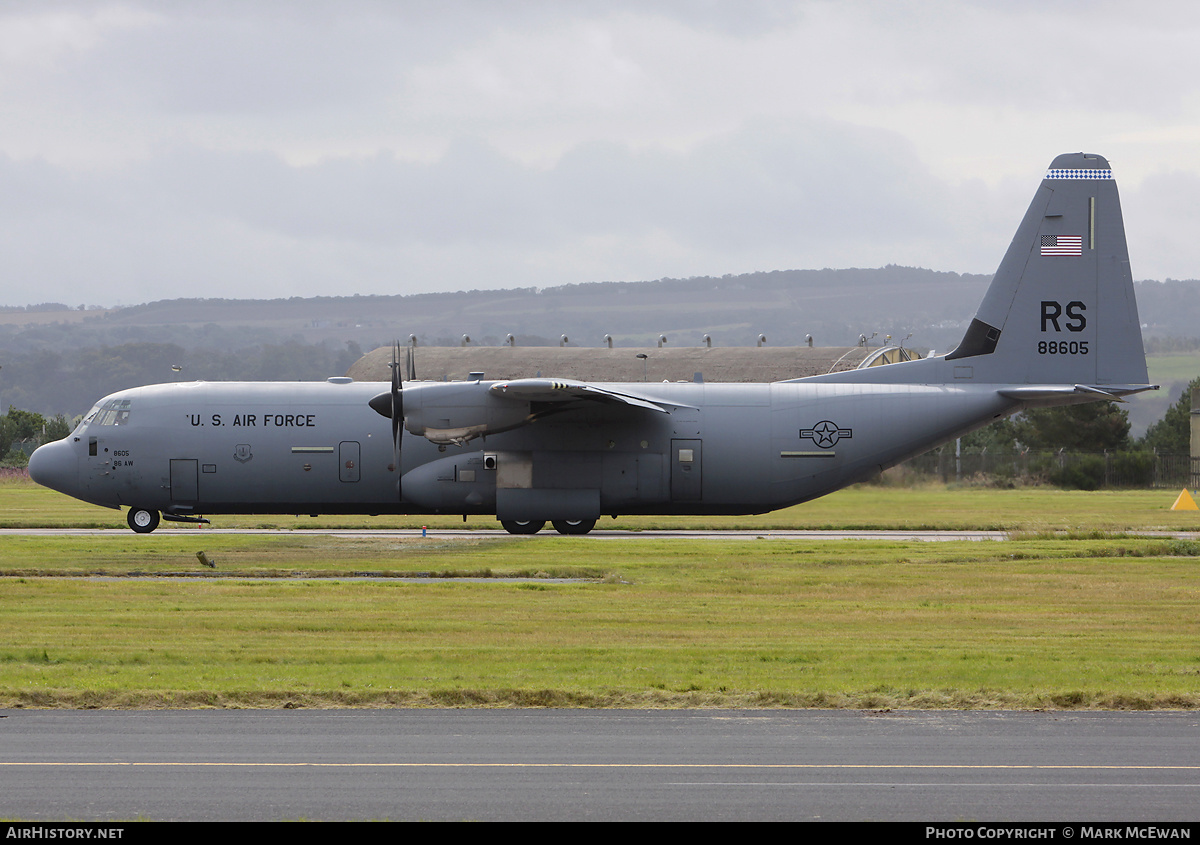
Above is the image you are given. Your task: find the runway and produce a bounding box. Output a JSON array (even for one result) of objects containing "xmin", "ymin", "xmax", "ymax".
[
  {"xmin": 2, "ymin": 709, "xmax": 1198, "ymax": 822},
  {"xmin": 7, "ymin": 527, "xmax": 1200, "ymax": 543},
  {"xmin": 0, "ymin": 527, "xmax": 1012, "ymax": 540}
]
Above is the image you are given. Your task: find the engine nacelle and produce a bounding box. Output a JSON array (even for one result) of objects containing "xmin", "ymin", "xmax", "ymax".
[{"xmin": 400, "ymin": 382, "xmax": 532, "ymax": 446}]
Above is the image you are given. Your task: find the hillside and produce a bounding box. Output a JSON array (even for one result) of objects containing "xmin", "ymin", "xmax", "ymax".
[
  {"xmin": 2, "ymin": 268, "xmax": 1199, "ymax": 438},
  {"xmin": 0, "ymin": 266, "xmax": 992, "ymax": 355}
]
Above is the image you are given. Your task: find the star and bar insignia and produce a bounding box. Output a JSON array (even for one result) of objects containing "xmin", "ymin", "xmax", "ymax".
[{"xmin": 800, "ymin": 421, "xmax": 853, "ymax": 449}]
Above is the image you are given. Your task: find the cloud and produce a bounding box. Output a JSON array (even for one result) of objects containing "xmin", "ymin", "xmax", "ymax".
[
  {"xmin": 0, "ymin": 1, "xmax": 1198, "ymax": 307},
  {"xmin": 0, "ymin": 119, "xmax": 1018, "ymax": 303}
]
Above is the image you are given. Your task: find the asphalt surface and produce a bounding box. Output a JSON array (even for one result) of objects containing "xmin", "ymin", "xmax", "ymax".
[
  {"xmin": 7, "ymin": 527, "xmax": 1200, "ymax": 542},
  {"xmin": 2, "ymin": 709, "xmax": 1198, "ymax": 822},
  {"xmin": 0, "ymin": 527, "xmax": 1018, "ymax": 540}
]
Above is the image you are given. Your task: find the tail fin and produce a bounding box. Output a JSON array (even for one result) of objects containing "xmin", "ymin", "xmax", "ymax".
[{"xmin": 947, "ymin": 152, "xmax": 1149, "ymax": 388}]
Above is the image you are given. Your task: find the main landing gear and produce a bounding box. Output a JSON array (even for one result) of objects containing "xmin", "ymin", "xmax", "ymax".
[
  {"xmin": 499, "ymin": 518, "xmax": 597, "ymax": 535},
  {"xmin": 500, "ymin": 520, "xmax": 544, "ymax": 534},
  {"xmin": 551, "ymin": 519, "xmax": 596, "ymax": 535},
  {"xmin": 127, "ymin": 507, "xmax": 160, "ymax": 534}
]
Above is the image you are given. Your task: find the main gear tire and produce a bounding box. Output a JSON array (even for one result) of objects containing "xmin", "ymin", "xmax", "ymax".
[
  {"xmin": 501, "ymin": 520, "xmax": 545, "ymax": 535},
  {"xmin": 551, "ymin": 519, "xmax": 596, "ymax": 535},
  {"xmin": 127, "ymin": 508, "xmax": 161, "ymax": 534}
]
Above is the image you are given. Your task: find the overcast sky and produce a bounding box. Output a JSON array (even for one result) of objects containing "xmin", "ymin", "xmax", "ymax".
[{"xmin": 1, "ymin": 0, "xmax": 1198, "ymax": 308}]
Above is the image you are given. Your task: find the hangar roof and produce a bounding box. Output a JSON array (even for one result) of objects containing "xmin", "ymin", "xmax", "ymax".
[{"xmin": 347, "ymin": 344, "xmax": 921, "ymax": 384}]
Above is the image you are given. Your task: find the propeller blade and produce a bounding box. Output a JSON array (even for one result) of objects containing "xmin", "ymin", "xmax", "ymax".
[
  {"xmin": 391, "ymin": 341, "xmax": 403, "ymax": 499},
  {"xmin": 369, "ymin": 341, "xmax": 408, "ymax": 497}
]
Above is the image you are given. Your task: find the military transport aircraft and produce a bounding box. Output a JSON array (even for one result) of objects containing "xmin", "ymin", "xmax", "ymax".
[{"xmin": 29, "ymin": 152, "xmax": 1154, "ymax": 534}]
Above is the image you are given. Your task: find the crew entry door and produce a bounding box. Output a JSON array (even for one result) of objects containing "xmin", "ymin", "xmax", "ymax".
[
  {"xmin": 671, "ymin": 439, "xmax": 702, "ymax": 501},
  {"xmin": 170, "ymin": 459, "xmax": 198, "ymax": 503}
]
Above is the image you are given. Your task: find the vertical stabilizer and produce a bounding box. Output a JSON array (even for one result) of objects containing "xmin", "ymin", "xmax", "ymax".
[{"xmin": 947, "ymin": 152, "xmax": 1148, "ymax": 386}]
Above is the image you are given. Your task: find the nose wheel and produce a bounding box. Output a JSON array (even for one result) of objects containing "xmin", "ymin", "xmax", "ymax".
[{"xmin": 127, "ymin": 508, "xmax": 160, "ymax": 534}]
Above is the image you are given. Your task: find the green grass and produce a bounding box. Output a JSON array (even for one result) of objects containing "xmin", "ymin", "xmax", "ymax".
[
  {"xmin": 5, "ymin": 476, "xmax": 1200, "ymax": 710},
  {"xmin": 1147, "ymin": 352, "xmax": 1200, "ymax": 388},
  {"xmin": 3, "ymin": 532, "xmax": 1200, "ymax": 710}
]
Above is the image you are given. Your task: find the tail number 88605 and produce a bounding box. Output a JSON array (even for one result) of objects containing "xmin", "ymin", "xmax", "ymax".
[{"xmin": 1038, "ymin": 340, "xmax": 1088, "ymax": 355}]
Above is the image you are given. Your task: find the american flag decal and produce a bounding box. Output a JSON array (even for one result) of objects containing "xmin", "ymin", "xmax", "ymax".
[{"xmin": 1041, "ymin": 234, "xmax": 1082, "ymax": 256}]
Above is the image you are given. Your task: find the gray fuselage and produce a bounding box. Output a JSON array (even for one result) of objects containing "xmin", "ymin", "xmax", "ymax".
[{"xmin": 30, "ymin": 375, "xmax": 1014, "ymax": 521}]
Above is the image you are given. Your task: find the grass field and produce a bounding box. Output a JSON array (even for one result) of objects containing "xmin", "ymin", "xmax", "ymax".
[
  {"xmin": 3, "ymin": 477, "xmax": 1200, "ymax": 710},
  {"xmin": 1125, "ymin": 352, "xmax": 1200, "ymax": 435},
  {"xmin": 1147, "ymin": 351, "xmax": 1200, "ymax": 387}
]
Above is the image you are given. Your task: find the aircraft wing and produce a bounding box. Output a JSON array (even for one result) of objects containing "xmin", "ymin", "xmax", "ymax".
[{"xmin": 489, "ymin": 378, "xmax": 694, "ymax": 413}]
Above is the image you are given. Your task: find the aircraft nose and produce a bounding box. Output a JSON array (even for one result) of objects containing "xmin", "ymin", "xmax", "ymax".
[{"xmin": 28, "ymin": 439, "xmax": 77, "ymax": 495}]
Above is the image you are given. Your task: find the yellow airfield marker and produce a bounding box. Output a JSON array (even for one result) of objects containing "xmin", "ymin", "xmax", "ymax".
[{"xmin": 1171, "ymin": 489, "xmax": 1199, "ymax": 511}]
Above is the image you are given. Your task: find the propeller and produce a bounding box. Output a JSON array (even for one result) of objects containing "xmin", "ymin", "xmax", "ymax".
[
  {"xmin": 368, "ymin": 341, "xmax": 414, "ymax": 500},
  {"xmin": 390, "ymin": 341, "xmax": 403, "ymax": 482}
]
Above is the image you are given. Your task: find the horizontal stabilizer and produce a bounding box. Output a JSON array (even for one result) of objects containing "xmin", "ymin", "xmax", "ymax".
[{"xmin": 996, "ymin": 383, "xmax": 1158, "ymax": 404}]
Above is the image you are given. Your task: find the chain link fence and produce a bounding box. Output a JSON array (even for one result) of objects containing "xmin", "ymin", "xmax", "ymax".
[{"xmin": 900, "ymin": 448, "xmax": 1199, "ymax": 489}]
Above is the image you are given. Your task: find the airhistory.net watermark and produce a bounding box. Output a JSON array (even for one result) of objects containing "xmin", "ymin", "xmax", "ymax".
[{"xmin": 6, "ymin": 828, "xmax": 123, "ymax": 840}]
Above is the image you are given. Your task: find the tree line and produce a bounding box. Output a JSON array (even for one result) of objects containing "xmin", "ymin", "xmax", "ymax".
[
  {"xmin": 948, "ymin": 379, "xmax": 1200, "ymax": 488},
  {"xmin": 0, "ymin": 407, "xmax": 71, "ymax": 462},
  {"xmin": 962, "ymin": 378, "xmax": 1197, "ymax": 456}
]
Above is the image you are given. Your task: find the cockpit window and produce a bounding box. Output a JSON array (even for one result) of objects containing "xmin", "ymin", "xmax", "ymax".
[
  {"xmin": 87, "ymin": 399, "xmax": 132, "ymax": 427},
  {"xmin": 76, "ymin": 405, "xmax": 100, "ymax": 432}
]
